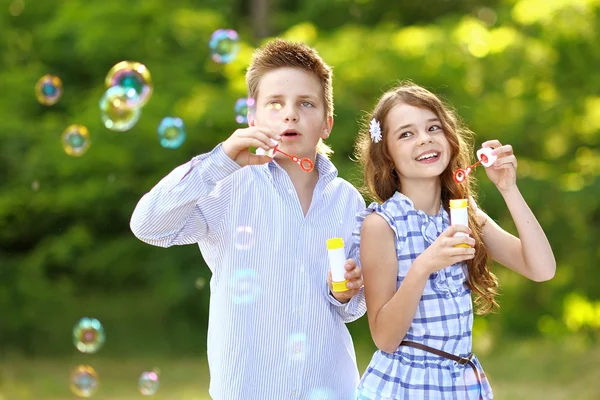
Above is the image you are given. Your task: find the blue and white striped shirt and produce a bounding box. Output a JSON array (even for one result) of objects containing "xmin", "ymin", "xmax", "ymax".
[{"xmin": 130, "ymin": 144, "xmax": 367, "ymax": 400}]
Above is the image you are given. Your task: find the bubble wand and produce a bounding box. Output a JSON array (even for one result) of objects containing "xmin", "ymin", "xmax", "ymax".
[
  {"xmin": 256, "ymin": 140, "xmax": 314, "ymax": 172},
  {"xmin": 453, "ymin": 147, "xmax": 497, "ymax": 184}
]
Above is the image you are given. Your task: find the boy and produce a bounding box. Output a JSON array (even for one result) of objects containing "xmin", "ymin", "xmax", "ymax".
[{"xmin": 130, "ymin": 39, "xmax": 365, "ymax": 400}]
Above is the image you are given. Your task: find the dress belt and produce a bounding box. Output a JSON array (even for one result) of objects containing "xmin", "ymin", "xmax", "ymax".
[{"xmin": 400, "ymin": 340, "xmax": 484, "ymax": 400}]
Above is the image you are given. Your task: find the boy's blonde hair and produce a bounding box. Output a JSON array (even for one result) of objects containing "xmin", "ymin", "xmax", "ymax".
[{"xmin": 246, "ymin": 38, "xmax": 333, "ymax": 158}]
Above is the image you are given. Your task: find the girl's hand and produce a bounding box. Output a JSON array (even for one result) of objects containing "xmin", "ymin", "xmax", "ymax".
[
  {"xmin": 481, "ymin": 140, "xmax": 518, "ymax": 192},
  {"xmin": 415, "ymin": 225, "xmax": 476, "ymax": 275}
]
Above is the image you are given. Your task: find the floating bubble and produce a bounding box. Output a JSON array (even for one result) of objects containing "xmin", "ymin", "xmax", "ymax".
[
  {"xmin": 209, "ymin": 29, "xmax": 240, "ymax": 64},
  {"xmin": 99, "ymin": 86, "xmax": 142, "ymax": 132},
  {"xmin": 62, "ymin": 125, "xmax": 91, "ymax": 157},
  {"xmin": 234, "ymin": 98, "xmax": 255, "ymax": 125},
  {"xmin": 157, "ymin": 117, "xmax": 186, "ymax": 149},
  {"xmin": 230, "ymin": 268, "xmax": 261, "ymax": 305},
  {"xmin": 70, "ymin": 365, "xmax": 98, "ymax": 398},
  {"xmin": 195, "ymin": 277, "xmax": 206, "ymax": 290},
  {"xmin": 35, "ymin": 74, "xmax": 62, "ymax": 106},
  {"xmin": 138, "ymin": 371, "xmax": 159, "ymax": 396},
  {"xmin": 105, "ymin": 61, "xmax": 153, "ymax": 108},
  {"xmin": 31, "ymin": 180, "xmax": 40, "ymax": 191},
  {"xmin": 307, "ymin": 387, "xmax": 335, "ymax": 400},
  {"xmin": 73, "ymin": 317, "xmax": 105, "ymax": 354},
  {"xmin": 233, "ymin": 225, "xmax": 254, "ymax": 250},
  {"xmin": 288, "ymin": 333, "xmax": 307, "ymax": 361}
]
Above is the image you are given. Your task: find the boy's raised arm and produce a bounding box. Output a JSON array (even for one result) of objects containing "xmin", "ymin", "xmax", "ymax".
[{"xmin": 130, "ymin": 144, "xmax": 241, "ymax": 247}]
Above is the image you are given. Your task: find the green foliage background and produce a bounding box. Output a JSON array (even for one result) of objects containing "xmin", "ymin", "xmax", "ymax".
[{"xmin": 0, "ymin": 0, "xmax": 599, "ymax": 391}]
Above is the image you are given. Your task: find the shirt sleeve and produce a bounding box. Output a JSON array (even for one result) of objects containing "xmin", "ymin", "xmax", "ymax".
[
  {"xmin": 130, "ymin": 143, "xmax": 241, "ymax": 247},
  {"xmin": 325, "ymin": 190, "xmax": 367, "ymax": 323}
]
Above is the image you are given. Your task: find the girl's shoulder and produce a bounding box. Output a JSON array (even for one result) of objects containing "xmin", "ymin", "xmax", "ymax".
[{"xmin": 353, "ymin": 192, "xmax": 412, "ymax": 245}]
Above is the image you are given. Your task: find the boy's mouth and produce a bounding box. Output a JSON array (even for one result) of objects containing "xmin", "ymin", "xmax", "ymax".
[{"xmin": 281, "ymin": 129, "xmax": 301, "ymax": 140}]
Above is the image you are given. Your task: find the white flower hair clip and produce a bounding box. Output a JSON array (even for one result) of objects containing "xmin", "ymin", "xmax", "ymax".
[{"xmin": 369, "ymin": 118, "xmax": 382, "ymax": 143}]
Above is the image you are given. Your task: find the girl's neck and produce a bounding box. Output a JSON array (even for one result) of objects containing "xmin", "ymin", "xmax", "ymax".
[{"xmin": 400, "ymin": 179, "xmax": 442, "ymax": 216}]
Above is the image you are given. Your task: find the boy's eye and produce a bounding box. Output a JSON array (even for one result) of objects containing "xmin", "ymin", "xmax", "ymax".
[
  {"xmin": 267, "ymin": 102, "xmax": 282, "ymax": 110},
  {"xmin": 300, "ymin": 101, "xmax": 314, "ymax": 107}
]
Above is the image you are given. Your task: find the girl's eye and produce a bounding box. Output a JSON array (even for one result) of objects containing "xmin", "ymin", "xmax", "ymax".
[
  {"xmin": 399, "ymin": 131, "xmax": 413, "ymax": 139},
  {"xmin": 430, "ymin": 125, "xmax": 442, "ymax": 131}
]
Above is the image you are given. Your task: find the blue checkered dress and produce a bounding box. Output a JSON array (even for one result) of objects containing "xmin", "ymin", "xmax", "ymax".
[{"xmin": 352, "ymin": 192, "xmax": 493, "ymax": 400}]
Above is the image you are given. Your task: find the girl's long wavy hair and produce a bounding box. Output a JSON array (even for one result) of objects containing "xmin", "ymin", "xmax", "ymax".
[{"xmin": 355, "ymin": 81, "xmax": 499, "ymax": 314}]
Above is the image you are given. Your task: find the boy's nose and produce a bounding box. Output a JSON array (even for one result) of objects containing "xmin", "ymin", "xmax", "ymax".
[{"xmin": 282, "ymin": 106, "xmax": 299, "ymax": 122}]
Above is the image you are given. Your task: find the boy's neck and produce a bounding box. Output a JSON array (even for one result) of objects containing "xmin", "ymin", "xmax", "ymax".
[
  {"xmin": 401, "ymin": 179, "xmax": 442, "ymax": 216},
  {"xmin": 277, "ymin": 156, "xmax": 320, "ymax": 188}
]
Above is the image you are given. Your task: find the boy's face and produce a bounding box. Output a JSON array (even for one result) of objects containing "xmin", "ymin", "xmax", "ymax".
[{"xmin": 250, "ymin": 67, "xmax": 333, "ymax": 160}]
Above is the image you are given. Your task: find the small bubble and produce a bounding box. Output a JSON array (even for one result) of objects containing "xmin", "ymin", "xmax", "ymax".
[
  {"xmin": 70, "ymin": 365, "xmax": 98, "ymax": 398},
  {"xmin": 62, "ymin": 125, "xmax": 91, "ymax": 157},
  {"xmin": 35, "ymin": 75, "xmax": 62, "ymax": 106},
  {"xmin": 233, "ymin": 225, "xmax": 254, "ymax": 250},
  {"xmin": 230, "ymin": 268, "xmax": 261, "ymax": 305},
  {"xmin": 157, "ymin": 117, "xmax": 186, "ymax": 149},
  {"xmin": 194, "ymin": 277, "xmax": 206, "ymax": 290},
  {"xmin": 234, "ymin": 97, "xmax": 255, "ymax": 125},
  {"xmin": 138, "ymin": 371, "xmax": 159, "ymax": 396},
  {"xmin": 73, "ymin": 317, "xmax": 105, "ymax": 354},
  {"xmin": 31, "ymin": 180, "xmax": 40, "ymax": 191}
]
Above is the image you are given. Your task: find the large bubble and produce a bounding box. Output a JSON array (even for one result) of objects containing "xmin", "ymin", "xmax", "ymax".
[
  {"xmin": 99, "ymin": 86, "xmax": 142, "ymax": 131},
  {"xmin": 209, "ymin": 29, "xmax": 240, "ymax": 64},
  {"xmin": 105, "ymin": 61, "xmax": 153, "ymax": 108}
]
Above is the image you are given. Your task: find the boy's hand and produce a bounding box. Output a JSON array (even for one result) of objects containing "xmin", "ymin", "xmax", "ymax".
[
  {"xmin": 222, "ymin": 127, "xmax": 281, "ymax": 167},
  {"xmin": 328, "ymin": 258, "xmax": 363, "ymax": 304}
]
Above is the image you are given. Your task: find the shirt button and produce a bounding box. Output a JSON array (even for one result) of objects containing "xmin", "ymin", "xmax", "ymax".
[
  {"xmin": 298, "ymin": 308, "xmax": 302, "ymax": 313},
  {"xmin": 291, "ymin": 390, "xmax": 297, "ymax": 396},
  {"xmin": 300, "ymin": 265, "xmax": 305, "ymax": 272},
  {"xmin": 288, "ymin": 188, "xmax": 294, "ymax": 194},
  {"xmin": 454, "ymin": 376, "xmax": 461, "ymax": 383}
]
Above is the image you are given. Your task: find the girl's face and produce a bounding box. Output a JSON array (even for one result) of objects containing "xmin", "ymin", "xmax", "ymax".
[{"xmin": 384, "ymin": 102, "xmax": 451, "ymax": 186}]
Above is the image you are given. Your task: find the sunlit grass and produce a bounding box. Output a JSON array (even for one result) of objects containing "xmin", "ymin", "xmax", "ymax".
[{"xmin": 1, "ymin": 338, "xmax": 599, "ymax": 399}]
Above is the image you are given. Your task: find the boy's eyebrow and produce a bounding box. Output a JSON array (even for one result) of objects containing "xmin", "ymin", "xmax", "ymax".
[
  {"xmin": 263, "ymin": 93, "xmax": 319, "ymax": 100},
  {"xmin": 393, "ymin": 118, "xmax": 440, "ymax": 133}
]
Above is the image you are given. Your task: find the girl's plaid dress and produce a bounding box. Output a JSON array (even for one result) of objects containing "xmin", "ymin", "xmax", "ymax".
[{"xmin": 352, "ymin": 192, "xmax": 493, "ymax": 400}]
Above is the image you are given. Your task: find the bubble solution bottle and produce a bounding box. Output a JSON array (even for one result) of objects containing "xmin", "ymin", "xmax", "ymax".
[
  {"xmin": 449, "ymin": 199, "xmax": 471, "ymax": 248},
  {"xmin": 326, "ymin": 238, "xmax": 348, "ymax": 292}
]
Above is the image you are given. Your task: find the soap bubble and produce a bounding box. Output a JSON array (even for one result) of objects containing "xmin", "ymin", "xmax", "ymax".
[
  {"xmin": 105, "ymin": 61, "xmax": 153, "ymax": 108},
  {"xmin": 157, "ymin": 117, "xmax": 186, "ymax": 149},
  {"xmin": 99, "ymin": 86, "xmax": 142, "ymax": 131},
  {"xmin": 35, "ymin": 74, "xmax": 62, "ymax": 106},
  {"xmin": 234, "ymin": 97, "xmax": 255, "ymax": 124},
  {"xmin": 233, "ymin": 225, "xmax": 254, "ymax": 250},
  {"xmin": 230, "ymin": 268, "xmax": 261, "ymax": 305},
  {"xmin": 73, "ymin": 317, "xmax": 105, "ymax": 354},
  {"xmin": 70, "ymin": 365, "xmax": 98, "ymax": 398},
  {"xmin": 62, "ymin": 125, "xmax": 91, "ymax": 157},
  {"xmin": 209, "ymin": 29, "xmax": 240, "ymax": 64},
  {"xmin": 138, "ymin": 371, "xmax": 159, "ymax": 396}
]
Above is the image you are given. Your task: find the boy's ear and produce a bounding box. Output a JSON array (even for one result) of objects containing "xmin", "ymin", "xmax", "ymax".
[{"xmin": 321, "ymin": 115, "xmax": 334, "ymax": 139}]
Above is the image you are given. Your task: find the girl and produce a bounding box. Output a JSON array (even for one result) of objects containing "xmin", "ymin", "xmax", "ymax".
[{"xmin": 352, "ymin": 82, "xmax": 555, "ymax": 399}]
